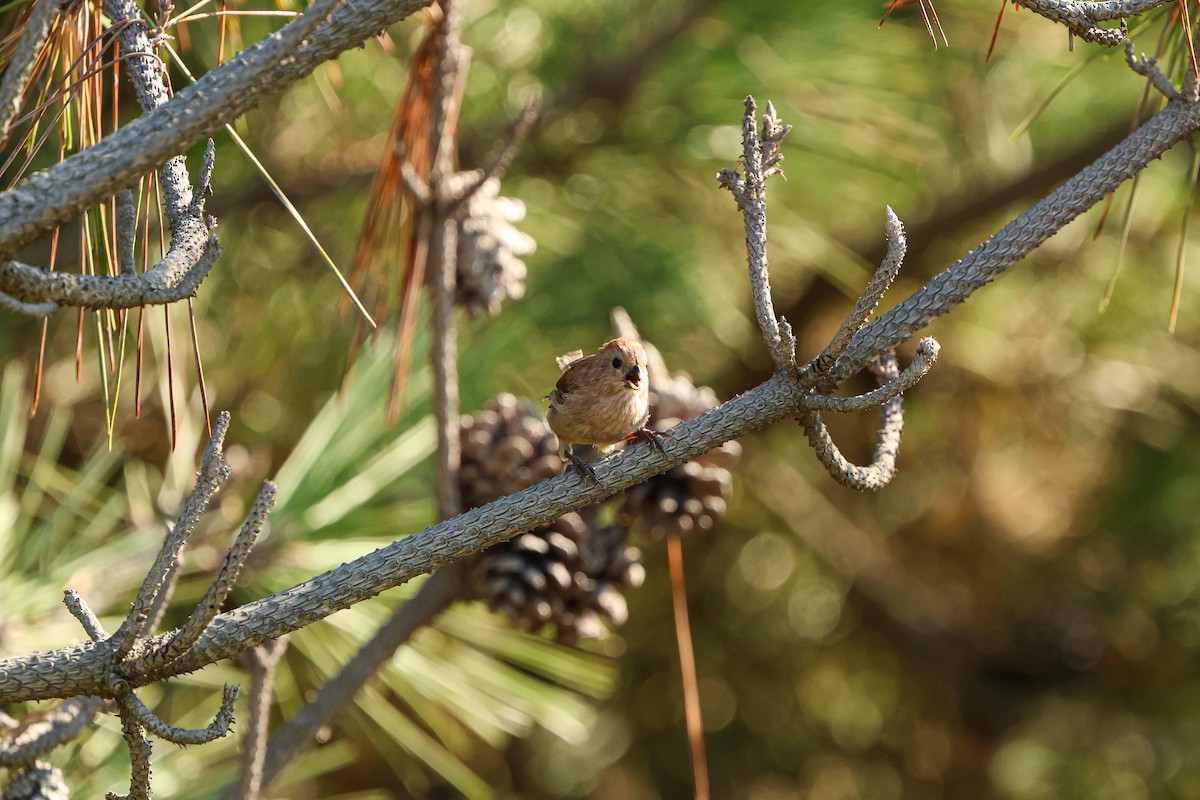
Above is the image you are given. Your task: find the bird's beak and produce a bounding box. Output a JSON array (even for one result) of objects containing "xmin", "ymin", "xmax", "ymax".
[{"xmin": 624, "ymin": 363, "xmax": 642, "ymax": 388}]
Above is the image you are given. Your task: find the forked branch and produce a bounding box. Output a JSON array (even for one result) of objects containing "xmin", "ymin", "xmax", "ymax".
[{"xmin": 0, "ymin": 412, "xmax": 273, "ymax": 798}]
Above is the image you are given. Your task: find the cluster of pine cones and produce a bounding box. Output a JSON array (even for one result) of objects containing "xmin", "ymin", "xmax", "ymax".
[{"xmin": 459, "ymin": 339, "xmax": 739, "ymax": 644}]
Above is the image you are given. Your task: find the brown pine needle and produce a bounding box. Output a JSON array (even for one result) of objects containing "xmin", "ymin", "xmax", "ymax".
[
  {"xmin": 348, "ymin": 27, "xmax": 441, "ymax": 420},
  {"xmin": 879, "ymin": 0, "xmax": 947, "ymax": 47},
  {"xmin": 667, "ymin": 531, "xmax": 710, "ymax": 800},
  {"xmin": 174, "ymin": 9, "xmax": 298, "ymax": 23},
  {"xmin": 1179, "ymin": 0, "xmax": 1199, "ymax": 78},
  {"xmin": 217, "ymin": 0, "xmax": 226, "ymax": 64},
  {"xmin": 31, "ymin": 319, "xmax": 48, "ymax": 418},
  {"xmin": 879, "ymin": 0, "xmax": 902, "ymax": 28},
  {"xmin": 987, "ymin": 0, "xmax": 1009, "ymax": 63}
]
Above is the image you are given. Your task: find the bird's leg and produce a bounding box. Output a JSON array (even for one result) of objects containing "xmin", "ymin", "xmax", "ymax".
[
  {"xmin": 628, "ymin": 427, "xmax": 668, "ymax": 457},
  {"xmin": 566, "ymin": 446, "xmax": 601, "ymax": 485}
]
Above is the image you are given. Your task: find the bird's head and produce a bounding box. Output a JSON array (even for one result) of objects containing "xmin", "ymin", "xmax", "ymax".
[{"xmin": 597, "ymin": 337, "xmax": 648, "ymax": 392}]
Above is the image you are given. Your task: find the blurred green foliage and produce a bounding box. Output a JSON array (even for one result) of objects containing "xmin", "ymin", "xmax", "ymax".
[{"xmin": 5, "ymin": 0, "xmax": 1200, "ymax": 798}]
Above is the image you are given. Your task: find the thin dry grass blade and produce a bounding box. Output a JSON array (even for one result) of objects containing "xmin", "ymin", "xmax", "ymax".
[
  {"xmin": 1169, "ymin": 145, "xmax": 1200, "ymax": 332},
  {"xmin": 187, "ymin": 297, "xmax": 211, "ymax": 434},
  {"xmin": 159, "ymin": 40, "xmax": 375, "ymax": 327},
  {"xmin": 921, "ymin": 0, "xmax": 948, "ymax": 47},
  {"xmin": 29, "ymin": 225, "xmax": 61, "ymax": 417},
  {"xmin": 1099, "ymin": 175, "xmax": 1141, "ymax": 313}
]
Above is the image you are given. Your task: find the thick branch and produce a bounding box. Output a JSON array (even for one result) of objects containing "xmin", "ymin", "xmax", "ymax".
[
  {"xmin": 0, "ymin": 370, "xmax": 809, "ymax": 703},
  {"xmin": 1016, "ymin": 0, "xmax": 1165, "ymax": 45},
  {"xmin": 832, "ymin": 95, "xmax": 1200, "ymax": 382}
]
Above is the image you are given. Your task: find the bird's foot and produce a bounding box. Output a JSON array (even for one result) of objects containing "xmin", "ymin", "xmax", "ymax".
[
  {"xmin": 567, "ymin": 451, "xmax": 601, "ymax": 485},
  {"xmin": 629, "ymin": 427, "xmax": 668, "ymax": 457}
]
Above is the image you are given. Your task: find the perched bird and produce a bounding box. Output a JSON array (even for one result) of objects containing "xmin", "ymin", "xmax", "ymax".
[{"xmin": 546, "ymin": 337, "xmax": 666, "ymax": 480}]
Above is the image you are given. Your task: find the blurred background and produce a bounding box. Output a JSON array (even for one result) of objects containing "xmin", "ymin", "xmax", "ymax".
[{"xmin": 4, "ymin": 0, "xmax": 1200, "ymax": 797}]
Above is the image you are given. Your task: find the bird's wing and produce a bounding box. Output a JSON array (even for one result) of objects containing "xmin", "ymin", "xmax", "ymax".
[
  {"xmin": 555, "ymin": 350, "xmax": 585, "ymax": 372},
  {"xmin": 553, "ymin": 364, "xmax": 578, "ymax": 398}
]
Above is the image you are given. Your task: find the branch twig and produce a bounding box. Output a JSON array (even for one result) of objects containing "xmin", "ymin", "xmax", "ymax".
[
  {"xmin": 718, "ymin": 96, "xmax": 795, "ymax": 372},
  {"xmin": 251, "ymin": 566, "xmax": 462, "ymax": 793},
  {"xmin": 1124, "ymin": 29, "xmax": 1179, "ymax": 100},
  {"xmin": 236, "ymin": 639, "xmax": 289, "ymax": 800}
]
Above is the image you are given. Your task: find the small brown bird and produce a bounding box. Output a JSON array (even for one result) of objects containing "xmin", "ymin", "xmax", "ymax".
[{"xmin": 546, "ymin": 337, "xmax": 665, "ymax": 479}]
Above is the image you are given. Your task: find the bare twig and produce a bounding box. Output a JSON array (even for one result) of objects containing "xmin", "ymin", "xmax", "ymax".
[
  {"xmin": 108, "ymin": 412, "xmax": 232, "ymax": 660},
  {"xmin": 0, "ymin": 697, "xmax": 103, "ymax": 767},
  {"xmin": 430, "ymin": 217, "xmax": 463, "ymax": 520},
  {"xmin": 399, "ymin": 160, "xmax": 432, "ymax": 206},
  {"xmin": 236, "ymin": 639, "xmax": 288, "ymax": 800},
  {"xmin": 0, "ymin": 232, "xmax": 222, "ymax": 310},
  {"xmin": 127, "ymin": 481, "xmax": 276, "ymax": 676},
  {"xmin": 121, "ymin": 683, "xmax": 238, "ymax": 745},
  {"xmin": 801, "ymin": 353, "xmax": 908, "ymax": 491},
  {"xmin": 427, "ymin": 0, "xmax": 468, "ymax": 521},
  {"xmin": 252, "ymin": 566, "xmax": 462, "ymax": 793},
  {"xmin": 0, "ymin": 289, "xmax": 59, "ymax": 317},
  {"xmin": 0, "ymin": 0, "xmax": 225, "ymax": 314},
  {"xmin": 812, "ymin": 207, "xmax": 907, "ymax": 378},
  {"xmin": 107, "ymin": 707, "xmax": 152, "ymax": 800},
  {"xmin": 444, "ymin": 97, "xmax": 541, "ymax": 214},
  {"xmin": 116, "ymin": 190, "xmax": 138, "ymax": 276},
  {"xmin": 719, "ymin": 96, "xmax": 796, "ymax": 372},
  {"xmin": 2, "ymin": 762, "xmax": 70, "ymax": 800},
  {"xmin": 16, "ymin": 415, "xmax": 253, "ymax": 797},
  {"xmin": 63, "ymin": 590, "xmax": 108, "ymax": 641},
  {"xmin": 805, "ymin": 337, "xmax": 940, "ymax": 413},
  {"xmin": 1125, "ymin": 33, "xmax": 1179, "ymax": 100},
  {"xmin": 831, "ymin": 93, "xmax": 1200, "ymax": 384},
  {"xmin": 5, "ymin": 86, "xmax": 1200, "ymax": 706}
]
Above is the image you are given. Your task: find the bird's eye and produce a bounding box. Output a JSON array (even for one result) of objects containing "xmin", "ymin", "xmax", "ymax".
[{"xmin": 611, "ymin": 357, "xmax": 623, "ymax": 369}]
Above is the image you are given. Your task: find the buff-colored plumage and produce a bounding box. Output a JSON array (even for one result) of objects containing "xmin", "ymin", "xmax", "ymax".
[{"xmin": 546, "ymin": 337, "xmax": 652, "ymax": 462}]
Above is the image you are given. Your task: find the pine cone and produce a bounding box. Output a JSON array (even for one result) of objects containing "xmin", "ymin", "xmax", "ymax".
[
  {"xmin": 459, "ymin": 396, "xmax": 644, "ymax": 642},
  {"xmin": 464, "ymin": 512, "xmax": 645, "ymax": 645},
  {"xmin": 3, "ymin": 764, "xmax": 69, "ymax": 800},
  {"xmin": 620, "ymin": 341, "xmax": 741, "ymax": 537},
  {"xmin": 455, "ymin": 177, "xmax": 535, "ymax": 318},
  {"xmin": 459, "ymin": 393, "xmax": 562, "ymax": 508}
]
